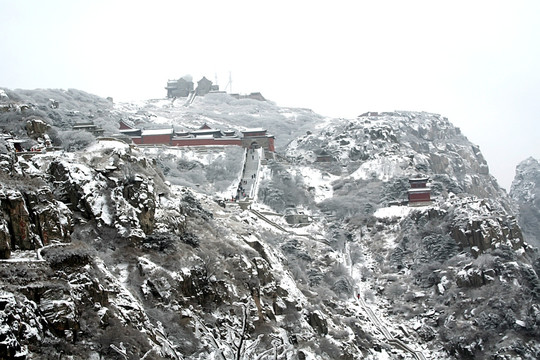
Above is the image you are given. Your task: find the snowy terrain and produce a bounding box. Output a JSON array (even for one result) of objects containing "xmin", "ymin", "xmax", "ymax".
[{"xmin": 0, "ymin": 89, "xmax": 539, "ymax": 359}]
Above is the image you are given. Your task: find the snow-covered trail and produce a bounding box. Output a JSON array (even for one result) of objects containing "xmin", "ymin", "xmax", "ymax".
[
  {"xmin": 355, "ymin": 295, "xmax": 427, "ymax": 360},
  {"xmin": 240, "ymin": 147, "xmax": 263, "ymax": 199}
]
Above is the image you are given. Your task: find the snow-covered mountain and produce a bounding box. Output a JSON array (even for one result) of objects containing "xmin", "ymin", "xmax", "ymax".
[{"xmin": 0, "ymin": 88, "xmax": 539, "ymax": 359}]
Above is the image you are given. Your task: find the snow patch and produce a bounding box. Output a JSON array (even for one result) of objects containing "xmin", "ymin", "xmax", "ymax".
[
  {"xmin": 297, "ymin": 166, "xmax": 337, "ymax": 202},
  {"xmin": 350, "ymin": 155, "xmax": 409, "ymax": 182},
  {"xmin": 374, "ymin": 205, "xmax": 412, "ymax": 219}
]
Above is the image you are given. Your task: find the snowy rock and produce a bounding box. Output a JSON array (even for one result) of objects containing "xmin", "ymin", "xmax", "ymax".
[
  {"xmin": 252, "ymin": 256, "xmax": 275, "ymax": 286},
  {"xmin": 449, "ymin": 197, "xmax": 524, "ymax": 255},
  {"xmin": 0, "ymin": 217, "xmax": 10, "ymax": 258},
  {"xmin": 456, "ymin": 267, "xmax": 485, "ymax": 288},
  {"xmin": 38, "ymin": 288, "xmax": 79, "ymax": 336},
  {"xmin": 0, "ymin": 189, "xmax": 38, "ymax": 251},
  {"xmin": 306, "ymin": 310, "xmax": 328, "ymax": 335},
  {"xmin": 0, "ymin": 186, "xmax": 70, "ymax": 257},
  {"xmin": 0, "ymin": 291, "xmax": 44, "ymax": 359},
  {"xmin": 25, "ymin": 119, "xmax": 49, "ymax": 137},
  {"xmin": 121, "ymin": 175, "xmax": 156, "ymax": 235},
  {"xmin": 25, "ymin": 187, "xmax": 72, "ymax": 245}
]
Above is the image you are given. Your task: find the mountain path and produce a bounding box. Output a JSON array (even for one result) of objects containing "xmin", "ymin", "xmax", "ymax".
[
  {"xmin": 355, "ymin": 296, "xmax": 427, "ymax": 360},
  {"xmin": 346, "ymin": 241, "xmax": 427, "ymax": 359}
]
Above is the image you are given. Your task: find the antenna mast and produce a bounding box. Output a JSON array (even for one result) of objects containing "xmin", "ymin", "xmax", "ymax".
[{"xmin": 224, "ymin": 71, "xmax": 232, "ymax": 93}]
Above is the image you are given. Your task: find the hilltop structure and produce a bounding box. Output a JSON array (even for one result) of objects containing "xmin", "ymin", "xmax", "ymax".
[
  {"xmin": 72, "ymin": 121, "xmax": 104, "ymax": 136},
  {"xmin": 165, "ymin": 75, "xmax": 266, "ymax": 101},
  {"xmin": 165, "ymin": 77, "xmax": 194, "ymax": 98},
  {"xmin": 165, "ymin": 76, "xmax": 219, "ymax": 98}
]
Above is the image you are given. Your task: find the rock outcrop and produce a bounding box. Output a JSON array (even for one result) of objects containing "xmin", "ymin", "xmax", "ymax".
[
  {"xmin": 449, "ymin": 198, "xmax": 524, "ymax": 256},
  {"xmin": 0, "ymin": 186, "xmax": 72, "ymax": 258},
  {"xmin": 287, "ymin": 111, "xmax": 503, "ymax": 202},
  {"xmin": 47, "ymin": 145, "xmax": 163, "ymax": 242}
]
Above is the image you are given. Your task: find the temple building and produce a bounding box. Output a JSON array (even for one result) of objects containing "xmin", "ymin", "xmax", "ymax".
[
  {"xmin": 166, "ymin": 77, "xmax": 194, "ymax": 98},
  {"xmin": 408, "ymin": 177, "xmax": 431, "ymax": 206},
  {"xmin": 119, "ymin": 122, "xmax": 275, "ymax": 153}
]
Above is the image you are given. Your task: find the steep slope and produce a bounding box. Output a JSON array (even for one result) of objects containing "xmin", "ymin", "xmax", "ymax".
[
  {"xmin": 0, "ymin": 89, "xmax": 394, "ymax": 359},
  {"xmin": 510, "ymin": 157, "xmax": 540, "ymax": 247},
  {"xmin": 277, "ymin": 111, "xmax": 540, "ymax": 358},
  {"xmin": 0, "ymin": 140, "xmax": 407, "ymax": 359}
]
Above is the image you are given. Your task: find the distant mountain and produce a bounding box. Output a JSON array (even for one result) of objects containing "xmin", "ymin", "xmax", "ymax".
[{"xmin": 510, "ymin": 157, "xmax": 540, "ymax": 247}]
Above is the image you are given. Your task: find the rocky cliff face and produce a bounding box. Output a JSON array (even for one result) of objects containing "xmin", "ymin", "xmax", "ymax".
[
  {"xmin": 46, "ymin": 144, "xmax": 163, "ymax": 242},
  {"xmin": 287, "ymin": 111, "xmax": 503, "ymax": 201},
  {"xmin": 0, "ymin": 140, "xmax": 193, "ymax": 359},
  {"xmin": 510, "ymin": 157, "xmax": 540, "ymax": 247},
  {"xmin": 0, "ymin": 185, "xmax": 72, "ymax": 258}
]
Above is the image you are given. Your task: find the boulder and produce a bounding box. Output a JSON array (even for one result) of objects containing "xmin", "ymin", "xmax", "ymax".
[
  {"xmin": 25, "ymin": 118, "xmax": 49, "ymax": 137},
  {"xmin": 25, "ymin": 187, "xmax": 72, "ymax": 245},
  {"xmin": 146, "ymin": 277, "xmax": 172, "ymax": 301},
  {"xmin": 272, "ymin": 297, "xmax": 287, "ymax": 315},
  {"xmin": 38, "ymin": 288, "xmax": 79, "ymax": 337},
  {"xmin": 306, "ymin": 310, "xmax": 328, "ymax": 335}
]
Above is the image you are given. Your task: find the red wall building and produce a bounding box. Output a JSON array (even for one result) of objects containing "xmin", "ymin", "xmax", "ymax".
[
  {"xmin": 121, "ymin": 122, "xmax": 275, "ymax": 152},
  {"xmin": 408, "ymin": 177, "xmax": 431, "ymax": 205},
  {"xmin": 119, "ymin": 120, "xmax": 133, "ymax": 130},
  {"xmin": 138, "ymin": 129, "xmax": 174, "ymax": 145},
  {"xmin": 171, "ymin": 138, "xmax": 242, "ymax": 147}
]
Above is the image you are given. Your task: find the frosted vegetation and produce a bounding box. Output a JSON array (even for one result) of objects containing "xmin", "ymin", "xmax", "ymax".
[
  {"xmin": 147, "ymin": 146, "xmax": 245, "ymax": 195},
  {"xmin": 0, "ymin": 88, "xmax": 118, "ymax": 151}
]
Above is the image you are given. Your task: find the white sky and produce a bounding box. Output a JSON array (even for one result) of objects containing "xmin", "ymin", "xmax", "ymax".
[{"xmin": 1, "ymin": 0, "xmax": 539, "ymax": 190}]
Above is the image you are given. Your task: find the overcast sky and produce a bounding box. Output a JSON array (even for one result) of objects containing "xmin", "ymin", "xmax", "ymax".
[{"xmin": 1, "ymin": 0, "xmax": 539, "ymax": 190}]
